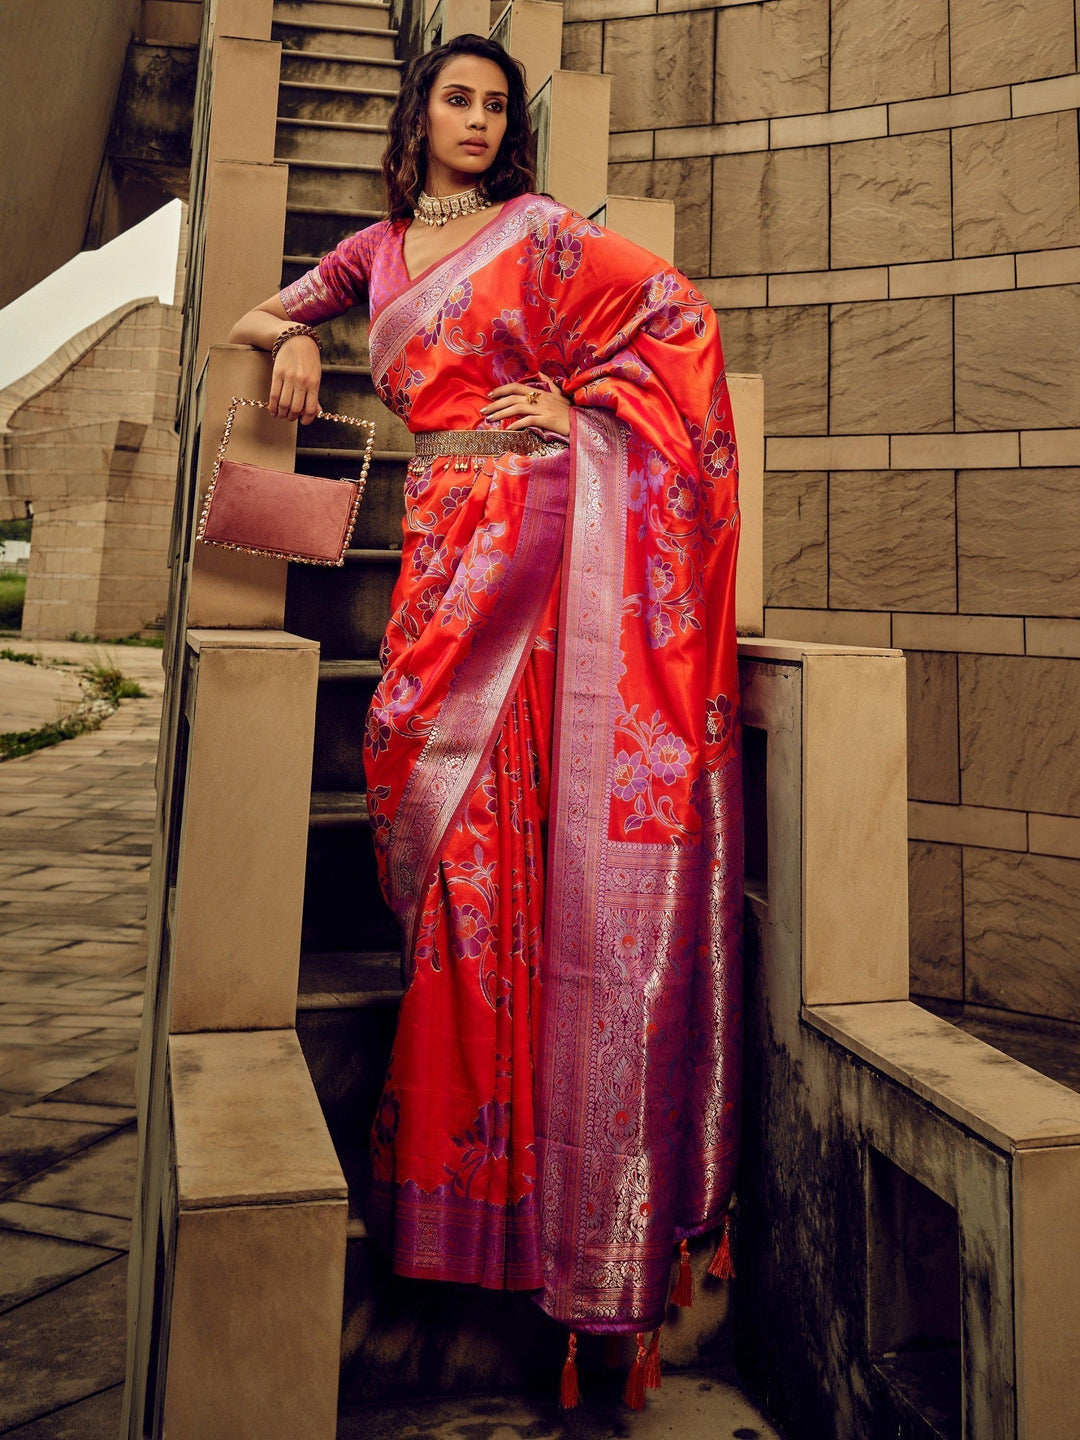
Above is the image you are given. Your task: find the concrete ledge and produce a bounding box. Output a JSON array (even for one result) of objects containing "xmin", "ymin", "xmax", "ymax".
[
  {"xmin": 169, "ymin": 628, "xmax": 319, "ymax": 1032},
  {"xmin": 171, "ymin": 1029, "xmax": 348, "ymax": 1207},
  {"xmin": 165, "ymin": 1030, "xmax": 346, "ymax": 1439},
  {"xmin": 804, "ymin": 1000, "xmax": 1080, "ymax": 1152}
]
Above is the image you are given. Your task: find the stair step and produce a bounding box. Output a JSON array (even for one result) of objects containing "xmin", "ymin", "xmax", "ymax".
[
  {"xmin": 297, "ymin": 448, "xmax": 405, "ymax": 462},
  {"xmin": 274, "ymin": 22, "xmax": 399, "ymax": 63},
  {"xmin": 280, "ymin": 45, "xmax": 401, "ymax": 65},
  {"xmin": 310, "ymin": 790, "xmax": 370, "ymax": 827},
  {"xmin": 287, "ymin": 162, "xmax": 385, "ymax": 214},
  {"xmin": 288, "ymin": 158, "xmax": 382, "ymax": 173},
  {"xmin": 275, "ymin": 18, "xmax": 398, "ymax": 36},
  {"xmin": 275, "ymin": 0, "xmax": 391, "ymax": 14},
  {"xmin": 287, "ymin": 203, "xmax": 384, "ymax": 222},
  {"xmin": 279, "ymin": 79, "xmax": 399, "ymax": 99},
  {"xmin": 297, "ymin": 949, "xmax": 402, "ymax": 1008},
  {"xmin": 280, "ymin": 52, "xmax": 402, "ymax": 91},
  {"xmin": 279, "ymin": 118, "xmax": 387, "ymax": 133},
  {"xmin": 322, "ymin": 363, "xmax": 373, "ymax": 375},
  {"xmin": 319, "ymin": 658, "xmax": 383, "ymax": 681},
  {"xmin": 344, "ymin": 548, "xmax": 402, "ymax": 563}
]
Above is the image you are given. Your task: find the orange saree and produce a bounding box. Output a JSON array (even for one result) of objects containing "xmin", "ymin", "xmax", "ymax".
[{"xmin": 280, "ymin": 191, "xmax": 743, "ymax": 1334}]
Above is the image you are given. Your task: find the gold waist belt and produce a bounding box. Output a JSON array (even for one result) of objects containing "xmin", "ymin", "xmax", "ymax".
[{"xmin": 411, "ymin": 428, "xmax": 546, "ymax": 458}]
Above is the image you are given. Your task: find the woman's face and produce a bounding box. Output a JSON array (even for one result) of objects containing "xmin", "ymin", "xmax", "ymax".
[{"xmin": 422, "ymin": 53, "xmax": 510, "ymax": 192}]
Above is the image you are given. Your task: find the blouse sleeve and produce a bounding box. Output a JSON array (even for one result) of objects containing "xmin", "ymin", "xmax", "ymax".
[{"xmin": 278, "ymin": 221, "xmax": 384, "ymax": 324}]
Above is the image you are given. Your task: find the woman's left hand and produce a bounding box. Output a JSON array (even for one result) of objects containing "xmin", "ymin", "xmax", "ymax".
[{"xmin": 480, "ymin": 373, "xmax": 571, "ymax": 437}]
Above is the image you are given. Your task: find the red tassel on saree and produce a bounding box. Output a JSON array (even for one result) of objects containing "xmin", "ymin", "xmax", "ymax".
[{"xmin": 280, "ymin": 192, "xmax": 744, "ymax": 1332}]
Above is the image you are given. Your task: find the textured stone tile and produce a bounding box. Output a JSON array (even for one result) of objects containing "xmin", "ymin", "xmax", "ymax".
[
  {"xmin": 958, "ymin": 469, "xmax": 1080, "ymax": 619},
  {"xmin": 560, "ymin": 19, "xmax": 602, "ymax": 71},
  {"xmin": 607, "ymin": 157, "xmax": 712, "ymax": 274},
  {"xmin": 3, "ymin": 1126, "xmax": 137, "ymax": 1221},
  {"xmin": 889, "ymin": 254, "xmax": 1014, "ymax": 299},
  {"xmin": 717, "ymin": 305, "xmax": 828, "ymax": 435},
  {"xmin": 1027, "ymin": 618, "xmax": 1080, "ymax": 659},
  {"xmin": 831, "ymin": 133, "xmax": 952, "ymax": 268},
  {"xmin": 0, "ymin": 1254, "xmax": 127, "ymax": 1431},
  {"xmin": 1021, "ymin": 428, "xmax": 1080, "ymax": 466},
  {"xmin": 711, "ymin": 147, "xmax": 828, "ymax": 276},
  {"xmin": 763, "ymin": 471, "xmax": 827, "ymax": 607},
  {"xmin": 715, "ymin": 0, "xmax": 828, "ymax": 122},
  {"xmin": 891, "ymin": 433, "xmax": 1020, "ymax": 470},
  {"xmin": 830, "ymin": 297, "xmax": 952, "ymax": 434},
  {"xmin": 701, "ymin": 276, "xmax": 767, "ymax": 308},
  {"xmin": 830, "ymin": 0, "xmax": 948, "ymax": 107},
  {"xmin": 908, "ymin": 800, "xmax": 1027, "ymax": 850},
  {"xmin": 908, "ymin": 840, "xmax": 963, "ymax": 999},
  {"xmin": 0, "ymin": 1201, "xmax": 130, "ymax": 1251},
  {"xmin": 764, "ymin": 607, "xmax": 892, "ymax": 647},
  {"xmin": 953, "ymin": 114, "xmax": 1080, "ymax": 259},
  {"xmin": 1029, "ymin": 813, "xmax": 1080, "ymax": 861},
  {"xmin": 45, "ymin": 1052, "xmax": 136, "ymax": 1108},
  {"xmin": 956, "ymin": 287, "xmax": 1080, "ymax": 432},
  {"xmin": 14, "ymin": 1101, "xmax": 136, "ymax": 1126},
  {"xmin": 0, "ymin": 1229, "xmax": 114, "ymax": 1313},
  {"xmin": 770, "ymin": 268, "xmax": 888, "ymax": 305},
  {"xmin": 888, "ymin": 87, "xmax": 1010, "ymax": 135},
  {"xmin": 0, "ymin": 1117, "xmax": 112, "ymax": 1189},
  {"xmin": 959, "ymin": 655, "xmax": 1080, "ymax": 813},
  {"xmin": 950, "ymin": 0, "xmax": 1075, "ymax": 89},
  {"xmin": 0, "ymin": 1383, "xmax": 123, "ymax": 1440},
  {"xmin": 906, "ymin": 651, "xmax": 959, "ymax": 804},
  {"xmin": 829, "ymin": 470, "xmax": 956, "ymax": 612},
  {"xmin": 606, "ymin": 11, "xmax": 714, "ymax": 131},
  {"xmin": 767, "ymin": 435, "xmax": 890, "ymax": 470},
  {"xmin": 964, "ymin": 849, "xmax": 1080, "ymax": 1022}
]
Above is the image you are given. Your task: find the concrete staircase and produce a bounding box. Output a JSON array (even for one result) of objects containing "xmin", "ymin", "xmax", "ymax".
[
  {"xmin": 271, "ymin": 0, "xmax": 582, "ymax": 1406},
  {"xmin": 266, "ymin": 0, "xmax": 758, "ymax": 1411}
]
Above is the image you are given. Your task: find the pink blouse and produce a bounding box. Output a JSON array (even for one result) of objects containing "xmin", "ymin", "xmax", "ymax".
[{"xmin": 279, "ymin": 219, "xmax": 411, "ymax": 324}]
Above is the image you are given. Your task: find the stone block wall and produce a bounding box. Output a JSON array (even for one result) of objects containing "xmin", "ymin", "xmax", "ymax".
[
  {"xmin": 1, "ymin": 299, "xmax": 181, "ymax": 638},
  {"xmin": 562, "ymin": 0, "xmax": 1080, "ymax": 1026}
]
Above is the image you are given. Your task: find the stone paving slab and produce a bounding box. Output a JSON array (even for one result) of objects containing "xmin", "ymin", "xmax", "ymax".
[
  {"xmin": 0, "ymin": 662, "xmax": 85, "ymax": 734},
  {"xmin": 0, "ymin": 1254, "xmax": 128, "ymax": 1432},
  {"xmin": 0, "ymin": 652, "xmax": 159, "ymax": 1436},
  {"xmin": 0, "ymin": 1383, "xmax": 124, "ymax": 1440},
  {"xmin": 337, "ymin": 1371, "xmax": 787, "ymax": 1439}
]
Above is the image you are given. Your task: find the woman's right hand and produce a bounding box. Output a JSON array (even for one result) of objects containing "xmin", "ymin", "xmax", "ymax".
[{"xmin": 269, "ymin": 335, "xmax": 322, "ymax": 424}]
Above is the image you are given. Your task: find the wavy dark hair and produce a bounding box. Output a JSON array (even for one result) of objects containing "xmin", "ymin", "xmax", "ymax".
[{"xmin": 382, "ymin": 34, "xmax": 536, "ymax": 222}]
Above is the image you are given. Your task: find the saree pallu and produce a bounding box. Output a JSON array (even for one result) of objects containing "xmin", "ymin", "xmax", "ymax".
[{"xmin": 287, "ymin": 193, "xmax": 744, "ymax": 1333}]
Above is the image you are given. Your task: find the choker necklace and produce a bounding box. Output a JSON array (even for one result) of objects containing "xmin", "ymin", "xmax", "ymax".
[{"xmin": 414, "ymin": 185, "xmax": 492, "ymax": 228}]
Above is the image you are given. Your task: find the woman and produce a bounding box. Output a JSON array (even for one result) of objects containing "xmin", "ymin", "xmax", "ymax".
[{"xmin": 228, "ymin": 32, "xmax": 743, "ymax": 1402}]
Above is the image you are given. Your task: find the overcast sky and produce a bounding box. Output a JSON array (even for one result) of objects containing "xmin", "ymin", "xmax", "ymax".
[{"xmin": 0, "ymin": 200, "xmax": 183, "ymax": 392}]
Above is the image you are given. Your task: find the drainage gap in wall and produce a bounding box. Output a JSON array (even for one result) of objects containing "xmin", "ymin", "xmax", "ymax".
[
  {"xmin": 866, "ymin": 1145, "xmax": 962, "ymax": 1440},
  {"xmin": 742, "ymin": 723, "xmax": 767, "ymax": 906}
]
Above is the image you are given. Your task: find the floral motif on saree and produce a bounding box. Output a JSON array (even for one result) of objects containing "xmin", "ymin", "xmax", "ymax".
[{"xmin": 279, "ymin": 192, "xmax": 743, "ymax": 1330}]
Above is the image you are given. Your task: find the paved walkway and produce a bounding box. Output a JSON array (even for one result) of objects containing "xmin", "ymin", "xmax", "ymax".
[{"xmin": 0, "ymin": 642, "xmax": 163, "ymax": 1438}]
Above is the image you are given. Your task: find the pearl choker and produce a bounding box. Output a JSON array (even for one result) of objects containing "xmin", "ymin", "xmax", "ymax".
[{"xmin": 414, "ymin": 185, "xmax": 492, "ymax": 228}]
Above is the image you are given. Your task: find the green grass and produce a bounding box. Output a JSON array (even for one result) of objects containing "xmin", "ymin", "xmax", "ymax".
[
  {"xmin": 0, "ymin": 647, "xmax": 38, "ymax": 665},
  {"xmin": 0, "ymin": 656, "xmax": 146, "ymax": 761},
  {"xmin": 82, "ymin": 663, "xmax": 146, "ymax": 703},
  {"xmin": 66, "ymin": 630, "xmax": 164, "ymax": 648},
  {"xmin": 0, "ymin": 713, "xmax": 99, "ymax": 761},
  {"xmin": 0, "ymin": 575, "xmax": 25, "ymax": 629}
]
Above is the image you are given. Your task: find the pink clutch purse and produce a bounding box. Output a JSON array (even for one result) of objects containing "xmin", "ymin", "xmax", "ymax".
[{"xmin": 195, "ymin": 395, "xmax": 376, "ymax": 566}]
